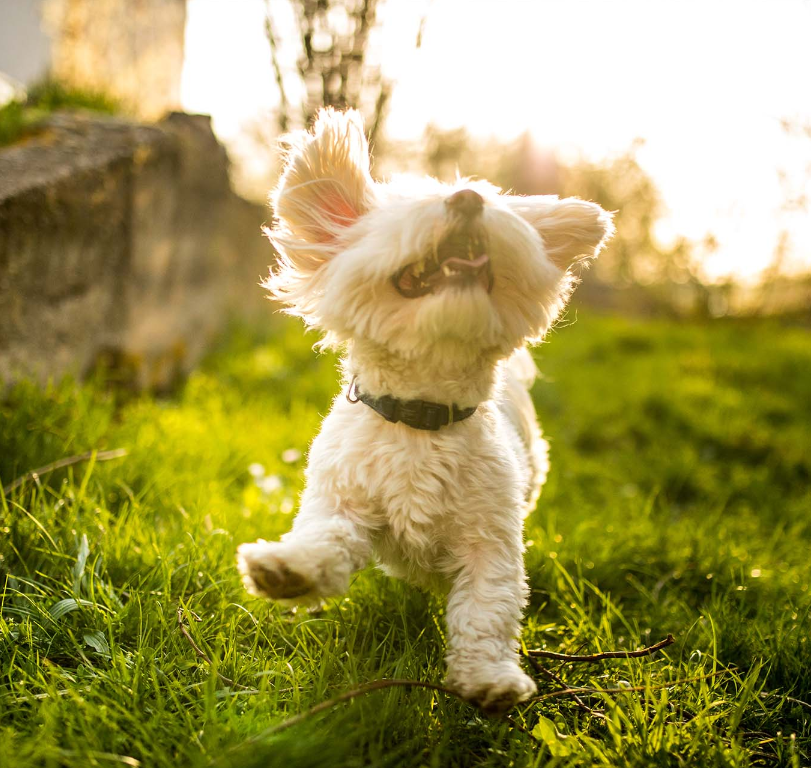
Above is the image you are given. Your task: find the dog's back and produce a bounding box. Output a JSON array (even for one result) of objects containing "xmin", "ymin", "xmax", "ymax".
[{"xmin": 498, "ymin": 347, "xmax": 549, "ymax": 514}]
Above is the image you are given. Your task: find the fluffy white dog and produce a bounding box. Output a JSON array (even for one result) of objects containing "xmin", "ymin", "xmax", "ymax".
[{"xmin": 237, "ymin": 108, "xmax": 613, "ymax": 716}]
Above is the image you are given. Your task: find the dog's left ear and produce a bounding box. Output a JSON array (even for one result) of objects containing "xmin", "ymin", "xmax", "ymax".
[{"xmin": 506, "ymin": 196, "xmax": 614, "ymax": 270}]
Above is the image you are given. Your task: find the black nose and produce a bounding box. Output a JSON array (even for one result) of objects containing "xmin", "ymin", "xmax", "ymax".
[{"xmin": 445, "ymin": 189, "xmax": 484, "ymax": 219}]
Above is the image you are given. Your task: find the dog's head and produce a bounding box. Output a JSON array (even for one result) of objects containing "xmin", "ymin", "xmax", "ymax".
[{"xmin": 265, "ymin": 108, "xmax": 613, "ymax": 357}]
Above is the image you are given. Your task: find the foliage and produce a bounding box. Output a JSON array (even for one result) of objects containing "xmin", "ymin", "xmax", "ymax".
[
  {"xmin": 0, "ymin": 79, "xmax": 119, "ymax": 148},
  {"xmin": 558, "ymin": 145, "xmax": 693, "ymax": 286},
  {"xmin": 265, "ymin": 0, "xmax": 391, "ymax": 145},
  {"xmin": 419, "ymin": 127, "xmax": 560, "ymax": 199},
  {"xmin": 1, "ymin": 312, "xmax": 810, "ymax": 767},
  {"xmin": 23, "ymin": 80, "xmax": 119, "ymax": 115},
  {"xmin": 0, "ymin": 100, "xmax": 27, "ymax": 148}
]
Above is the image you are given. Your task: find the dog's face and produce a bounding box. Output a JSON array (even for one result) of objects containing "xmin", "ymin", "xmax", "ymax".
[{"xmin": 265, "ymin": 109, "xmax": 613, "ymax": 357}]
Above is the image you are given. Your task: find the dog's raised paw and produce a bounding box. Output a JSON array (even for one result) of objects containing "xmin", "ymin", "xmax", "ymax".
[
  {"xmin": 248, "ymin": 559, "xmax": 312, "ymax": 599},
  {"xmin": 236, "ymin": 541, "xmax": 314, "ymax": 601}
]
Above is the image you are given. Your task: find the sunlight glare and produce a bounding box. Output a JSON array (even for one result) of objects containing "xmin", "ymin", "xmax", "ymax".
[{"xmin": 182, "ymin": 0, "xmax": 811, "ymax": 283}]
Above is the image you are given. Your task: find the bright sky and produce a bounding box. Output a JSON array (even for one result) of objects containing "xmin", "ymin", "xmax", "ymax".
[{"xmin": 182, "ymin": 0, "xmax": 811, "ymax": 283}]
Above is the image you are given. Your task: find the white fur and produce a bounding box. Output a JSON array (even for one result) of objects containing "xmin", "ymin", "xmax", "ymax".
[{"xmin": 238, "ymin": 108, "xmax": 613, "ymax": 716}]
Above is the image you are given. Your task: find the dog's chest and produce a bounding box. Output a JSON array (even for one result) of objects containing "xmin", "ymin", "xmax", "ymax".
[
  {"xmin": 310, "ymin": 399, "xmax": 525, "ymax": 581},
  {"xmin": 360, "ymin": 426, "xmax": 467, "ymax": 545},
  {"xmin": 314, "ymin": 405, "xmax": 486, "ymax": 549}
]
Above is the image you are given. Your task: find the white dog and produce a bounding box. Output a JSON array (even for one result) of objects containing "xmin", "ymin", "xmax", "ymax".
[{"xmin": 237, "ymin": 109, "xmax": 612, "ymax": 716}]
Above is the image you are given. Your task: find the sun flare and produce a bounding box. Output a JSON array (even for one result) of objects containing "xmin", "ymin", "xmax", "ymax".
[{"xmin": 182, "ymin": 0, "xmax": 811, "ymax": 283}]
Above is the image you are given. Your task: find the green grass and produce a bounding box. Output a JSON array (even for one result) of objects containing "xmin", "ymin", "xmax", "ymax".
[
  {"xmin": 0, "ymin": 80, "xmax": 119, "ymax": 147},
  {"xmin": 1, "ymin": 312, "xmax": 809, "ymax": 767}
]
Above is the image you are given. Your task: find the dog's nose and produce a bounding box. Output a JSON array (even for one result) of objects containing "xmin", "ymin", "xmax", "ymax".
[{"xmin": 445, "ymin": 189, "xmax": 484, "ymax": 219}]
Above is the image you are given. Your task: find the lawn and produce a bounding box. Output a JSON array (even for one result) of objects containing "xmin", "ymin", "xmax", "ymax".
[{"xmin": 1, "ymin": 310, "xmax": 809, "ymax": 768}]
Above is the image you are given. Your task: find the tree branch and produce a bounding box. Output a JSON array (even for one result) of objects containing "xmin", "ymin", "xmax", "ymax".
[{"xmin": 264, "ymin": 0, "xmax": 290, "ymax": 133}]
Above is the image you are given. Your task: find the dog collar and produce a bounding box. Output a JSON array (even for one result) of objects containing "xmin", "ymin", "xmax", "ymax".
[{"xmin": 346, "ymin": 378, "xmax": 477, "ymax": 431}]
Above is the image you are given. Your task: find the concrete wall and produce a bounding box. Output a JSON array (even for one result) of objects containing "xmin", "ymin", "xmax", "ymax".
[{"xmin": 0, "ymin": 111, "xmax": 271, "ymax": 390}]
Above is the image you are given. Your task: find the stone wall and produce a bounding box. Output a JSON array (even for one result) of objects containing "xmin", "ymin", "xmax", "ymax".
[{"xmin": 0, "ymin": 111, "xmax": 272, "ymax": 390}]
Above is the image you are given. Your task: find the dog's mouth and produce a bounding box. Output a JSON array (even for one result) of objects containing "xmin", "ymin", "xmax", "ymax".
[{"xmin": 392, "ymin": 231, "xmax": 493, "ymax": 299}]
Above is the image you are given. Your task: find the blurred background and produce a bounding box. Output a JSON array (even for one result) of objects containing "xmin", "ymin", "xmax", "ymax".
[{"xmin": 1, "ymin": 0, "xmax": 810, "ymax": 389}]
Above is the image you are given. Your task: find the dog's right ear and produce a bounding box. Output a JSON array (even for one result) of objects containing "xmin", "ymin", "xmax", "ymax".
[{"xmin": 264, "ymin": 108, "xmax": 374, "ymax": 313}]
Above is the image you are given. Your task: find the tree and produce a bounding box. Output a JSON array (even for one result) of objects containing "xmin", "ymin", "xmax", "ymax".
[{"xmin": 265, "ymin": 0, "xmax": 391, "ymax": 146}]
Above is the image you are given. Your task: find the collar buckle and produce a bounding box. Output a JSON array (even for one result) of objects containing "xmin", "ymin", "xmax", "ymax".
[{"xmin": 346, "ymin": 375, "xmax": 360, "ymax": 404}]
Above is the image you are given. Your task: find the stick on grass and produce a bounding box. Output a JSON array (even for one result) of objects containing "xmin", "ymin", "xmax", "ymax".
[
  {"xmin": 210, "ymin": 668, "xmax": 730, "ymax": 765},
  {"xmin": 527, "ymin": 634, "xmax": 675, "ymax": 663},
  {"xmin": 528, "ymin": 670, "xmax": 728, "ymax": 704},
  {"xmin": 523, "ymin": 651, "xmax": 606, "ymax": 719}
]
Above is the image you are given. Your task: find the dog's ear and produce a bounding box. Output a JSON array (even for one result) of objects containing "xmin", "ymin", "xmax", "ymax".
[
  {"xmin": 272, "ymin": 108, "xmax": 374, "ymax": 250},
  {"xmin": 506, "ymin": 196, "xmax": 614, "ymax": 270},
  {"xmin": 265, "ymin": 108, "xmax": 374, "ymax": 312}
]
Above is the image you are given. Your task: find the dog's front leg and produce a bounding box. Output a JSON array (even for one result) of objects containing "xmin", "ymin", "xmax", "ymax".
[
  {"xmin": 237, "ymin": 489, "xmax": 371, "ymax": 605},
  {"xmin": 444, "ymin": 544, "xmax": 537, "ymax": 716}
]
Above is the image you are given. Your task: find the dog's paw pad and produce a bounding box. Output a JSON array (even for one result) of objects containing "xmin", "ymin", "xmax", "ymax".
[
  {"xmin": 237, "ymin": 542, "xmax": 314, "ymax": 601},
  {"xmin": 249, "ymin": 560, "xmax": 312, "ymax": 599}
]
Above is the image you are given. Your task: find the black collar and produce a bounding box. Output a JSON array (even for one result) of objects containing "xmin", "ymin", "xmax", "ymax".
[{"xmin": 347, "ymin": 380, "xmax": 477, "ymax": 431}]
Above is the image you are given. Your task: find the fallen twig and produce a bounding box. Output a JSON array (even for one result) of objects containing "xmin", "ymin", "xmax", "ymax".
[
  {"xmin": 216, "ymin": 670, "xmax": 728, "ymax": 752},
  {"xmin": 207, "ymin": 668, "xmax": 730, "ymax": 766},
  {"xmin": 206, "ymin": 678, "xmax": 465, "ymax": 766},
  {"xmin": 758, "ymin": 691, "xmax": 811, "ymax": 713},
  {"xmin": 523, "ymin": 651, "xmax": 605, "ymax": 719},
  {"xmin": 528, "ymin": 634, "xmax": 675, "ymax": 663},
  {"xmin": 553, "ymin": 640, "xmax": 588, "ymax": 675},
  {"xmin": 177, "ymin": 617, "xmax": 726, "ymax": 754},
  {"xmin": 2, "ymin": 448, "xmax": 128, "ymax": 495},
  {"xmin": 176, "ymin": 606, "xmax": 253, "ymax": 692},
  {"xmin": 528, "ymin": 670, "xmax": 728, "ymax": 704},
  {"xmin": 522, "ymin": 633, "xmax": 675, "ymax": 717},
  {"xmin": 251, "ymin": 678, "xmax": 461, "ymax": 740}
]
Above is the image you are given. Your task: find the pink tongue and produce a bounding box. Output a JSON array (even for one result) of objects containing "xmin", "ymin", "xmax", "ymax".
[{"xmin": 441, "ymin": 253, "xmax": 489, "ymax": 272}]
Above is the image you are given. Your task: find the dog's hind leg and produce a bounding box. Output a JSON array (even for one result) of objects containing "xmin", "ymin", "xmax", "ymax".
[{"xmin": 237, "ymin": 492, "xmax": 371, "ymax": 605}]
